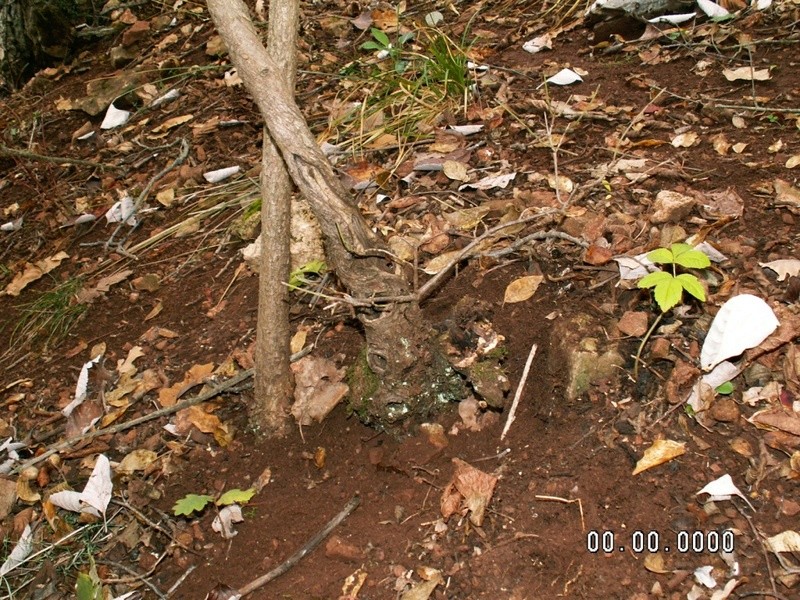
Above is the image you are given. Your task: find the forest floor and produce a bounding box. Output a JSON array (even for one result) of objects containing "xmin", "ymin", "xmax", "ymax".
[{"xmin": 0, "ymin": 1, "xmax": 799, "ymax": 599}]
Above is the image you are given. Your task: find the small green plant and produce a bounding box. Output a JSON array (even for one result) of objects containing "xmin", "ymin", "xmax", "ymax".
[
  {"xmin": 716, "ymin": 381, "xmax": 734, "ymax": 395},
  {"xmin": 288, "ymin": 259, "xmax": 327, "ymax": 291},
  {"xmin": 634, "ymin": 243, "xmax": 711, "ymax": 379},
  {"xmin": 361, "ymin": 27, "xmax": 415, "ymax": 73},
  {"xmin": 172, "ymin": 487, "xmax": 256, "ymax": 517}
]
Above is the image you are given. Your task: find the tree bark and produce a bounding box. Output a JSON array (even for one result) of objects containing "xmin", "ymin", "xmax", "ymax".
[
  {"xmin": 207, "ymin": 0, "xmax": 457, "ymax": 426},
  {"xmin": 0, "ymin": 0, "xmax": 85, "ymax": 92},
  {"xmin": 251, "ymin": 1, "xmax": 298, "ymax": 435}
]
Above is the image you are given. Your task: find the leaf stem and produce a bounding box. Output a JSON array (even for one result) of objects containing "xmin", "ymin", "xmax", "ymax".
[{"xmin": 634, "ymin": 311, "xmax": 665, "ymax": 381}]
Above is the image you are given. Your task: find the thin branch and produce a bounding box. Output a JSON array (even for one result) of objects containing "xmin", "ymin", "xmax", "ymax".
[
  {"xmin": 501, "ymin": 343, "xmax": 537, "ymax": 441},
  {"xmin": 417, "ymin": 211, "xmax": 558, "ymax": 302},
  {"xmin": 105, "ymin": 138, "xmax": 190, "ymax": 251},
  {"xmin": 0, "ymin": 143, "xmax": 120, "ymax": 169},
  {"xmin": 236, "ymin": 495, "xmax": 360, "ymax": 597},
  {"xmin": 13, "ymin": 366, "xmax": 253, "ymax": 474}
]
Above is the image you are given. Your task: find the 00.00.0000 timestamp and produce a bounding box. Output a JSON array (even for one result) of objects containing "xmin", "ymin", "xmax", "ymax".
[{"xmin": 586, "ymin": 529, "xmax": 734, "ymax": 554}]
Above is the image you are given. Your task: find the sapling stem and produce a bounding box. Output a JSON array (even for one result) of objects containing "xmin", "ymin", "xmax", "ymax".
[{"xmin": 634, "ymin": 311, "xmax": 664, "ymax": 381}]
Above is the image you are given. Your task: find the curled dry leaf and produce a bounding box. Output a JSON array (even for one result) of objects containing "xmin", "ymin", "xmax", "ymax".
[
  {"xmin": 290, "ymin": 356, "xmax": 349, "ymax": 425},
  {"xmin": 632, "ymin": 439, "xmax": 685, "ymax": 475},
  {"xmin": 212, "ymin": 504, "xmax": 244, "ymax": 539},
  {"xmin": 748, "ymin": 405, "xmax": 800, "ymax": 437},
  {"xmin": 441, "ymin": 458, "xmax": 498, "ymax": 526},
  {"xmin": 765, "ymin": 530, "xmax": 800, "ymax": 553},
  {"xmin": 760, "ymin": 259, "xmax": 800, "ymax": 281}
]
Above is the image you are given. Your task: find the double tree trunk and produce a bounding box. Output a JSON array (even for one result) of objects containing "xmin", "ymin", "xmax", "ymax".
[
  {"xmin": 251, "ymin": 1, "xmax": 297, "ymax": 435},
  {"xmin": 207, "ymin": 0, "xmax": 455, "ymax": 427}
]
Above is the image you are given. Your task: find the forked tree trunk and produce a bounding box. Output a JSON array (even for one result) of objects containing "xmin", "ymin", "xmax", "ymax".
[
  {"xmin": 207, "ymin": 0, "xmax": 459, "ymax": 427},
  {"xmin": 251, "ymin": 1, "xmax": 297, "ymax": 435}
]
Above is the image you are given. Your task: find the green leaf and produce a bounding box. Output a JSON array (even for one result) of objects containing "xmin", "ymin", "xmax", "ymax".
[
  {"xmin": 672, "ymin": 244, "xmax": 711, "ymax": 269},
  {"xmin": 676, "ymin": 273, "xmax": 706, "ymax": 302},
  {"xmin": 288, "ymin": 260, "xmax": 327, "ymax": 290},
  {"xmin": 361, "ymin": 41, "xmax": 383, "ymax": 51},
  {"xmin": 647, "ymin": 247, "xmax": 675, "ymax": 265},
  {"xmin": 716, "ymin": 381, "xmax": 734, "ymax": 395},
  {"xmin": 637, "ymin": 271, "xmax": 672, "ymax": 289},
  {"xmin": 173, "ymin": 493, "xmax": 214, "ymax": 516},
  {"xmin": 217, "ymin": 488, "xmax": 256, "ymax": 507},
  {"xmin": 75, "ymin": 573, "xmax": 101, "ymax": 600},
  {"xmin": 371, "ymin": 28, "xmax": 391, "ymax": 47},
  {"xmin": 653, "ymin": 276, "xmax": 684, "ymax": 312},
  {"xmin": 398, "ymin": 32, "xmax": 415, "ymax": 45}
]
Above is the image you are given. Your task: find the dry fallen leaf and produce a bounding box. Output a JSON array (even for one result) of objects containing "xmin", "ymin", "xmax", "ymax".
[
  {"xmin": 632, "ymin": 439, "xmax": 686, "ymax": 475},
  {"xmin": 117, "ymin": 449, "xmax": 158, "ymax": 474},
  {"xmin": 760, "ymin": 259, "xmax": 800, "ymax": 281},
  {"xmin": 158, "ymin": 363, "xmax": 215, "ymax": 407},
  {"xmin": 671, "ymin": 131, "xmax": 699, "ymax": 148},
  {"xmin": 290, "ymin": 356, "xmax": 349, "ymax": 425},
  {"xmin": 442, "ymin": 160, "xmax": 470, "ymax": 182},
  {"xmin": 723, "ymin": 66, "xmax": 771, "ymax": 81},
  {"xmin": 3, "ymin": 251, "xmax": 70, "ymax": 297},
  {"xmin": 441, "ymin": 458, "xmax": 498, "ymax": 526},
  {"xmin": 503, "ymin": 275, "xmax": 544, "ymax": 304}
]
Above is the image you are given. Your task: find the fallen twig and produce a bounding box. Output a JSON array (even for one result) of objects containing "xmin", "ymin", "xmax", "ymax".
[
  {"xmin": 104, "ymin": 138, "xmax": 191, "ymax": 251},
  {"xmin": 15, "ymin": 344, "xmax": 315, "ymax": 474},
  {"xmin": 207, "ymin": 495, "xmax": 361, "ymax": 599},
  {"xmin": 13, "ymin": 366, "xmax": 254, "ymax": 474},
  {"xmin": 535, "ymin": 494, "xmax": 585, "ymax": 532},
  {"xmin": 0, "ymin": 143, "xmax": 120, "ymax": 169},
  {"xmin": 501, "ymin": 343, "xmax": 537, "ymax": 441}
]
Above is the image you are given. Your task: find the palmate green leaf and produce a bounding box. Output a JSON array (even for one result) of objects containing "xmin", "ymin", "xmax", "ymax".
[
  {"xmin": 647, "ymin": 247, "xmax": 676, "ymax": 265},
  {"xmin": 173, "ymin": 493, "xmax": 214, "ymax": 516},
  {"xmin": 653, "ymin": 276, "xmax": 684, "ymax": 313},
  {"xmin": 217, "ymin": 488, "xmax": 256, "ymax": 507},
  {"xmin": 677, "ymin": 273, "xmax": 706, "ymax": 302},
  {"xmin": 672, "ymin": 244, "xmax": 711, "ymax": 269},
  {"xmin": 637, "ymin": 270, "xmax": 672, "ymax": 289}
]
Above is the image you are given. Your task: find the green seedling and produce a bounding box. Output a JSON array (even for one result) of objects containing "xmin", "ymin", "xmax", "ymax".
[
  {"xmin": 288, "ymin": 259, "xmax": 327, "ymax": 291},
  {"xmin": 172, "ymin": 487, "xmax": 256, "ymax": 517},
  {"xmin": 634, "ymin": 243, "xmax": 711, "ymax": 379},
  {"xmin": 716, "ymin": 381, "xmax": 734, "ymax": 395},
  {"xmin": 361, "ymin": 27, "xmax": 415, "ymax": 74},
  {"xmin": 75, "ymin": 556, "xmax": 102, "ymax": 600}
]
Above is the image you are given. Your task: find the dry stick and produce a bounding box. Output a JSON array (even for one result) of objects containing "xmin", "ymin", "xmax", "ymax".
[
  {"xmin": 105, "ymin": 137, "xmax": 190, "ymax": 250},
  {"xmin": 417, "ymin": 212, "xmax": 558, "ymax": 302},
  {"xmin": 535, "ymin": 494, "xmax": 586, "ymax": 532},
  {"xmin": 0, "ymin": 143, "xmax": 119, "ymax": 169},
  {"xmin": 12, "ymin": 366, "xmax": 254, "ymax": 474},
  {"xmin": 500, "ymin": 343, "xmax": 537, "ymax": 441},
  {"xmin": 235, "ymin": 495, "xmax": 361, "ymax": 598},
  {"xmin": 14, "ymin": 345, "xmax": 317, "ymax": 474}
]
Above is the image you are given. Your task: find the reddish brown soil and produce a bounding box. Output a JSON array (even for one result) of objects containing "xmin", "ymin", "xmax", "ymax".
[{"xmin": 0, "ymin": 2, "xmax": 799, "ymax": 600}]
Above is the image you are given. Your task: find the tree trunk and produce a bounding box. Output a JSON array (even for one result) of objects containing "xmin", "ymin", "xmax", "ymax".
[
  {"xmin": 251, "ymin": 1, "xmax": 298, "ymax": 436},
  {"xmin": 207, "ymin": 0, "xmax": 461, "ymax": 426},
  {"xmin": 0, "ymin": 0, "xmax": 86, "ymax": 92}
]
